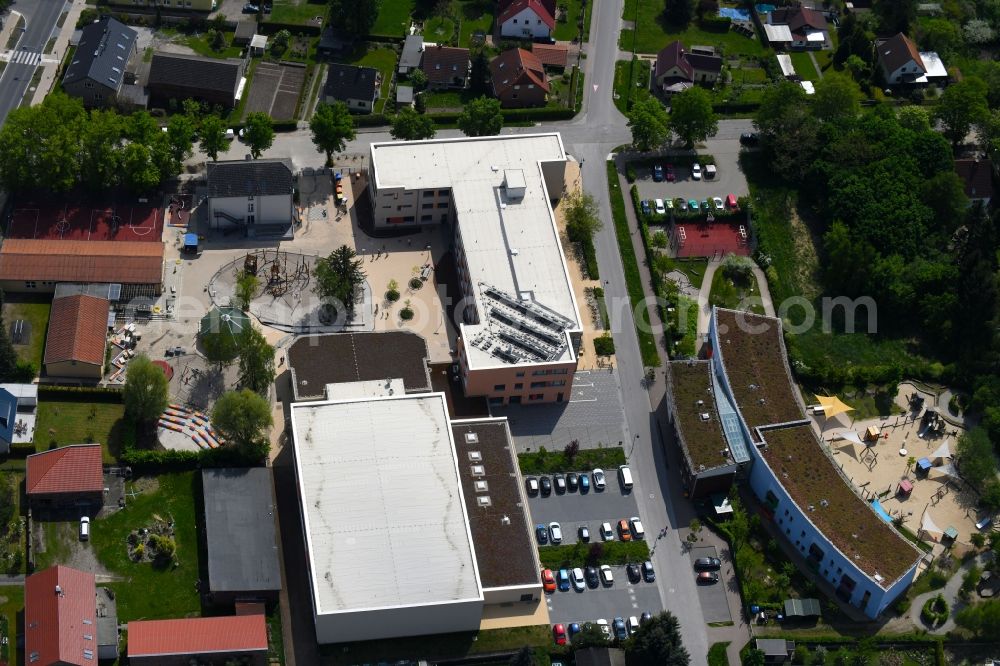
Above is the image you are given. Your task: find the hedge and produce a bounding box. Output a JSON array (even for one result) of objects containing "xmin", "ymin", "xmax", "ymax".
[
  {"xmin": 37, "ymin": 385, "xmax": 124, "ymax": 402},
  {"xmin": 518, "ymin": 446, "xmax": 625, "ymax": 475},
  {"xmin": 538, "ymin": 540, "xmax": 651, "ymax": 569},
  {"xmin": 119, "ymin": 444, "xmax": 262, "ymax": 472},
  {"xmin": 594, "ymin": 334, "xmax": 615, "ymax": 356},
  {"xmin": 579, "ymin": 235, "xmax": 600, "ymax": 279},
  {"xmin": 698, "ymin": 16, "xmax": 732, "ymax": 33},
  {"xmin": 7, "ymin": 442, "xmax": 37, "ymax": 458}
]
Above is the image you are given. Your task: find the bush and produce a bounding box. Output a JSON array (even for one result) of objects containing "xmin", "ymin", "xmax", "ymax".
[
  {"xmin": 400, "ymin": 306, "xmax": 414, "ymax": 321},
  {"xmin": 518, "ymin": 445, "xmax": 625, "ymax": 474},
  {"xmin": 538, "ymin": 539, "xmax": 650, "ymax": 569},
  {"xmin": 626, "ymin": 164, "xmax": 637, "ymax": 183},
  {"xmin": 594, "ymin": 334, "xmax": 615, "ymax": 356},
  {"xmin": 921, "ymin": 594, "xmax": 949, "ymax": 627},
  {"xmin": 699, "ymin": 16, "xmax": 732, "ymax": 32},
  {"xmin": 894, "ymin": 595, "xmax": 911, "ymax": 615},
  {"xmin": 580, "ymin": 236, "xmax": 599, "ymax": 279}
]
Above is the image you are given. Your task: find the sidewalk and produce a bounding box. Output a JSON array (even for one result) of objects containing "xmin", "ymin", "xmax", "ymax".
[
  {"xmin": 0, "ymin": 10, "xmax": 23, "ymax": 56},
  {"xmin": 30, "ymin": 0, "xmax": 86, "ymax": 107}
]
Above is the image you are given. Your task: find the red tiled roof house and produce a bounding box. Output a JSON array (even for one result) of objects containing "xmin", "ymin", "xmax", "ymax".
[
  {"xmin": 654, "ymin": 41, "xmax": 723, "ymax": 94},
  {"xmin": 490, "ymin": 48, "xmax": 549, "ymax": 107},
  {"xmin": 498, "ymin": 0, "xmax": 556, "ymax": 39},
  {"xmin": 25, "ymin": 565, "xmax": 107, "ymax": 665},
  {"xmin": 43, "ymin": 293, "xmax": 109, "ymax": 381},
  {"xmin": 421, "ymin": 45, "xmax": 470, "ymax": 89},
  {"xmin": 127, "ymin": 615, "xmax": 268, "ymax": 666},
  {"xmin": 955, "ymin": 158, "xmax": 994, "ymax": 207},
  {"xmin": 26, "ymin": 444, "xmax": 104, "ymax": 510}
]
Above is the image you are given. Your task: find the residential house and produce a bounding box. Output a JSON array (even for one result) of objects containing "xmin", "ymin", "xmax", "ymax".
[
  {"xmin": 490, "ymin": 48, "xmax": 549, "ymax": 107},
  {"xmin": 206, "ymin": 158, "xmax": 296, "ymax": 235},
  {"xmin": 763, "ymin": 7, "xmax": 829, "ymax": 50},
  {"xmin": 43, "ymin": 293, "xmax": 109, "ymax": 380},
  {"xmin": 756, "ymin": 638, "xmax": 795, "ymax": 663},
  {"xmin": 396, "ymin": 85, "xmax": 415, "ymax": 109},
  {"xmin": 532, "ymin": 43, "xmax": 569, "ymax": 70},
  {"xmin": 875, "ymin": 33, "xmax": 948, "ymax": 85},
  {"xmin": 653, "ymin": 41, "xmax": 723, "ymax": 94},
  {"xmin": 498, "ymin": 0, "xmax": 556, "ymax": 40},
  {"xmin": 0, "ymin": 383, "xmax": 36, "ymax": 455},
  {"xmin": 147, "ymin": 53, "xmax": 245, "ymax": 108},
  {"xmin": 61, "ymin": 16, "xmax": 138, "ymax": 108},
  {"xmin": 26, "ymin": 444, "xmax": 104, "ymax": 511},
  {"xmin": 955, "ymin": 158, "xmax": 994, "ymax": 207},
  {"xmin": 233, "ymin": 19, "xmax": 257, "ymax": 46},
  {"xmin": 422, "ymin": 45, "xmax": 470, "ymax": 89},
  {"xmin": 25, "ymin": 565, "xmax": 119, "ymax": 665},
  {"xmin": 323, "ymin": 63, "xmax": 381, "ymax": 112},
  {"xmin": 399, "ymin": 34, "xmax": 425, "ymax": 74},
  {"xmin": 127, "ymin": 615, "xmax": 268, "ymax": 666}
]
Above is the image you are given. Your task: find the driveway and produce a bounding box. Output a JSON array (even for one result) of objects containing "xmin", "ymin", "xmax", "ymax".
[{"xmin": 688, "ymin": 545, "xmax": 731, "ymax": 624}]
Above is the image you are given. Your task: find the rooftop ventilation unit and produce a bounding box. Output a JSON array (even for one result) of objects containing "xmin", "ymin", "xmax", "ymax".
[
  {"xmin": 465, "ymin": 432, "xmax": 479, "ymax": 444},
  {"xmin": 501, "ymin": 515, "xmax": 511, "ymax": 525},
  {"xmin": 477, "ymin": 496, "xmax": 492, "ymax": 507},
  {"xmin": 471, "ymin": 465, "xmax": 485, "ymax": 477},
  {"xmin": 700, "ymin": 413, "xmax": 711, "ymax": 422},
  {"xmin": 468, "ymin": 451, "xmax": 482, "ymax": 462},
  {"xmin": 475, "ymin": 480, "xmax": 488, "ymax": 492},
  {"xmin": 503, "ymin": 169, "xmax": 526, "ymax": 199}
]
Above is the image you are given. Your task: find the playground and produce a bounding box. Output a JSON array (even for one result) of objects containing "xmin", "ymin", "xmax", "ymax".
[
  {"xmin": 6, "ymin": 201, "xmax": 163, "ymax": 243},
  {"xmin": 671, "ymin": 220, "xmax": 751, "ymax": 259}
]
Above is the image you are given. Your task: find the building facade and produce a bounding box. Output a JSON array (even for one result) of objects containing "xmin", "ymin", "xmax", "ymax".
[
  {"xmin": 498, "ymin": 0, "xmax": 556, "ymax": 39},
  {"xmin": 61, "ymin": 16, "xmax": 138, "ymax": 108},
  {"xmin": 206, "ymin": 159, "xmax": 295, "ymax": 233}
]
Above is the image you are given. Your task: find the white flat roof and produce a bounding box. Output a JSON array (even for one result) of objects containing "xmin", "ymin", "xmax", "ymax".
[
  {"xmin": 763, "ymin": 24, "xmax": 793, "ymax": 43},
  {"xmin": 289, "ymin": 394, "xmax": 482, "ymax": 615},
  {"xmin": 370, "ymin": 134, "xmax": 582, "ymax": 370},
  {"xmin": 919, "ymin": 51, "xmax": 947, "ymax": 78},
  {"xmin": 776, "ymin": 54, "xmax": 796, "ymax": 78},
  {"xmin": 800, "ymin": 80, "xmax": 815, "ymax": 94}
]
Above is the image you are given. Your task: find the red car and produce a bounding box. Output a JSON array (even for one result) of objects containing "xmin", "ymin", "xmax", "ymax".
[
  {"xmin": 552, "ymin": 623, "xmax": 567, "ymax": 645},
  {"xmin": 542, "ymin": 568, "xmax": 556, "ymax": 593},
  {"xmin": 665, "ymin": 164, "xmax": 675, "ymax": 181}
]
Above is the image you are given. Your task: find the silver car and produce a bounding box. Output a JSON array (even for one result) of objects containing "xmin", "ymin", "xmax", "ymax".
[
  {"xmin": 572, "ymin": 568, "xmax": 586, "ymax": 592},
  {"xmin": 549, "ymin": 522, "xmax": 562, "ymax": 544}
]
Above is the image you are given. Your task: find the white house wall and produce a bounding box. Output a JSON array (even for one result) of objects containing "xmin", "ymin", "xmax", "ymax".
[{"xmin": 500, "ymin": 8, "xmax": 551, "ymax": 38}]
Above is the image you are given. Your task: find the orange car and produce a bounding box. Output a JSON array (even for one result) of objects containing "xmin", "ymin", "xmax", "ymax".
[
  {"xmin": 542, "ymin": 568, "xmax": 556, "ymax": 593},
  {"xmin": 618, "ymin": 519, "xmax": 632, "ymax": 541}
]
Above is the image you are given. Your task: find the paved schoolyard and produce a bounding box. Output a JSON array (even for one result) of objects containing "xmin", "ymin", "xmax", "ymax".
[
  {"xmin": 244, "ymin": 62, "xmax": 306, "ymax": 120},
  {"xmin": 492, "ymin": 370, "xmax": 627, "ymax": 452}
]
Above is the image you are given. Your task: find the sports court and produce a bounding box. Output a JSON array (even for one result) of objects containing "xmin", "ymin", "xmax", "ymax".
[
  {"xmin": 671, "ymin": 221, "xmax": 751, "ymax": 259},
  {"xmin": 244, "ymin": 62, "xmax": 306, "ymax": 121},
  {"xmin": 6, "ymin": 201, "xmax": 163, "ymax": 243}
]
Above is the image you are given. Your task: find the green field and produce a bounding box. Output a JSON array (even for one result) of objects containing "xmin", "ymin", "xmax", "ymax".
[
  {"xmin": 613, "ymin": 58, "xmax": 651, "ymax": 114},
  {"xmin": 708, "ymin": 265, "xmax": 765, "ymax": 314},
  {"xmin": 351, "ymin": 47, "xmax": 397, "ymax": 113},
  {"xmin": 425, "ymin": 15, "xmax": 456, "ymax": 42},
  {"xmin": 789, "ymin": 51, "xmax": 819, "ymax": 81},
  {"xmin": 372, "ymin": 0, "xmax": 415, "ymax": 36},
  {"xmin": 34, "ymin": 398, "xmax": 126, "ymax": 463},
  {"xmin": 267, "ymin": 0, "xmax": 327, "ymax": 25},
  {"xmin": 0, "ymin": 586, "xmax": 23, "ymax": 666},
  {"xmin": 553, "ymin": 0, "xmax": 585, "ymax": 41},
  {"xmin": 183, "ymin": 32, "xmax": 243, "ymax": 59},
  {"xmin": 4, "ymin": 299, "xmax": 50, "ymax": 374},
  {"xmin": 93, "ymin": 473, "xmax": 202, "ymax": 620},
  {"xmin": 457, "ymin": 0, "xmax": 493, "ymax": 46},
  {"xmin": 620, "ymin": 3, "xmax": 764, "ymax": 56}
]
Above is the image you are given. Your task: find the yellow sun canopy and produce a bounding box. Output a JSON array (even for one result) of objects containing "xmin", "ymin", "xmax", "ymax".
[{"xmin": 817, "ymin": 395, "xmax": 854, "ymax": 419}]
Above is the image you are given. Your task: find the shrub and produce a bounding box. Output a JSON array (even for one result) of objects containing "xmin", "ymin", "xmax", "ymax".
[
  {"xmin": 920, "ymin": 594, "xmax": 949, "ymax": 627},
  {"xmin": 538, "ymin": 539, "xmax": 650, "ymax": 569},
  {"xmin": 386, "ymin": 279, "xmax": 400, "ymax": 302},
  {"xmin": 626, "ymin": 164, "xmax": 637, "ymax": 183},
  {"xmin": 408, "ymin": 277, "xmax": 423, "ymax": 290},
  {"xmin": 594, "ymin": 334, "xmax": 615, "ymax": 356},
  {"xmin": 651, "ymin": 231, "xmax": 668, "ymax": 248},
  {"xmin": 400, "ymin": 306, "xmax": 414, "ymax": 321},
  {"xmin": 894, "ymin": 595, "xmax": 911, "ymax": 615}
]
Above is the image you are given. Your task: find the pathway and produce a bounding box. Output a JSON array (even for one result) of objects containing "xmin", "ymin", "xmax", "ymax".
[
  {"xmin": 0, "ymin": 574, "xmax": 24, "ymax": 585},
  {"xmin": 751, "ymin": 265, "xmax": 776, "ymax": 316},
  {"xmin": 909, "ymin": 552, "xmax": 993, "ymax": 634},
  {"xmin": 695, "ymin": 259, "xmax": 721, "ymax": 339},
  {"xmin": 807, "ymin": 51, "xmax": 824, "ymax": 80}
]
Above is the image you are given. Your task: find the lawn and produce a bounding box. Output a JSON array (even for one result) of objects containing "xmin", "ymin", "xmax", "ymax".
[
  {"xmin": 372, "ymin": 0, "xmax": 415, "ymax": 36},
  {"xmin": 93, "ymin": 473, "xmax": 202, "ymax": 621},
  {"xmin": 267, "ymin": 0, "xmax": 327, "ymax": 25},
  {"xmin": 0, "ymin": 472, "xmax": 25, "ymax": 574},
  {"xmin": 183, "ymin": 32, "xmax": 243, "ymax": 59},
  {"xmin": 425, "ymin": 15, "xmax": 456, "ymax": 42},
  {"xmin": 620, "ymin": 1, "xmax": 764, "ymax": 56},
  {"xmin": 708, "ymin": 641, "xmax": 730, "ymax": 666},
  {"xmin": 457, "ymin": 0, "xmax": 493, "ymax": 46},
  {"xmin": 729, "ymin": 65, "xmax": 768, "ymax": 84},
  {"xmin": 350, "ymin": 47, "xmax": 396, "ymax": 114},
  {"xmin": 789, "ymin": 50, "xmax": 819, "ymax": 81},
  {"xmin": 613, "ymin": 58, "xmax": 651, "ymax": 114},
  {"xmin": 707, "ymin": 264, "xmax": 765, "ymax": 314},
  {"xmin": 422, "ymin": 89, "xmax": 473, "ymax": 109},
  {"xmin": 653, "ymin": 255, "xmax": 709, "ymax": 290},
  {"xmin": 553, "ymin": 0, "xmax": 585, "ymax": 41},
  {"xmin": 0, "ymin": 585, "xmax": 23, "ymax": 666},
  {"xmin": 3, "ymin": 298, "xmax": 50, "ymax": 375},
  {"xmin": 34, "ymin": 397, "xmax": 126, "ymax": 463}
]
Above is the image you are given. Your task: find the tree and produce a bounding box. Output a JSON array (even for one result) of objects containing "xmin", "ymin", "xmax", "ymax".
[
  {"xmin": 237, "ymin": 325, "xmax": 276, "ymax": 395},
  {"xmin": 199, "ymin": 114, "xmax": 228, "ymax": 161},
  {"xmin": 123, "ymin": 354, "xmax": 169, "ymax": 428},
  {"xmin": 409, "ymin": 67, "xmax": 428, "ymax": 91},
  {"xmin": 244, "ymin": 112, "xmax": 275, "ymax": 159},
  {"xmin": 313, "ymin": 245, "xmax": 367, "ymax": 315},
  {"xmin": 120, "ymin": 143, "xmax": 161, "ymax": 194},
  {"xmin": 687, "ymin": 518, "xmax": 702, "ymax": 543},
  {"xmin": 920, "ymin": 18, "xmax": 961, "ymax": 55},
  {"xmin": 897, "ymin": 105, "xmax": 931, "ymax": 132},
  {"xmin": 236, "ymin": 271, "xmax": 259, "ymax": 311},
  {"xmin": 965, "ymin": 19, "xmax": 995, "ymax": 45},
  {"xmin": 166, "ymin": 113, "xmax": 196, "ymax": 166},
  {"xmin": 753, "ymin": 82, "xmax": 818, "ymax": 182},
  {"xmin": 457, "ymin": 96, "xmax": 503, "ymax": 137},
  {"xmin": 873, "ymin": 0, "xmax": 916, "ymax": 34},
  {"xmin": 564, "ymin": 439, "xmax": 580, "ymax": 463},
  {"xmin": 310, "ymin": 102, "xmax": 356, "ymax": 166},
  {"xmin": 271, "ymin": 29, "xmax": 291, "ymax": 56},
  {"xmin": 563, "ymin": 190, "xmax": 602, "ymax": 243},
  {"xmin": 79, "ymin": 110, "xmax": 124, "ymax": 191},
  {"xmin": 208, "ymin": 27, "xmax": 227, "ymax": 51},
  {"xmin": 955, "ymin": 428, "xmax": 997, "ymax": 492},
  {"xmin": 469, "ymin": 50, "xmax": 491, "ymax": 96},
  {"xmin": 627, "ymin": 96, "xmax": 670, "ymax": 152},
  {"xmin": 935, "ymin": 78, "xmax": 990, "ymax": 147},
  {"xmin": 812, "ymin": 72, "xmax": 861, "ymax": 123},
  {"xmin": 627, "ymin": 611, "xmax": 690, "ymax": 665},
  {"xmin": 211, "ymin": 389, "xmax": 273, "ymax": 460},
  {"xmin": 956, "ymin": 598, "xmax": 1000, "ymax": 637},
  {"xmin": 844, "ymin": 54, "xmax": 869, "ymax": 83},
  {"xmin": 668, "ymin": 86, "xmax": 717, "ymax": 147},
  {"xmin": 742, "ymin": 649, "xmax": 766, "ymax": 666},
  {"xmin": 391, "ymin": 107, "xmax": 436, "ymax": 141},
  {"xmin": 663, "ymin": 0, "xmax": 693, "ymax": 27},
  {"xmin": 328, "ymin": 0, "xmax": 382, "ymax": 36}
]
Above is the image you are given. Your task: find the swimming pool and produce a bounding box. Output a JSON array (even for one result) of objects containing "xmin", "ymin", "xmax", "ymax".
[
  {"xmin": 756, "ymin": 3, "xmax": 777, "ymax": 14},
  {"xmin": 719, "ymin": 7, "xmax": 751, "ymax": 20},
  {"xmin": 871, "ymin": 499, "xmax": 893, "ymax": 524}
]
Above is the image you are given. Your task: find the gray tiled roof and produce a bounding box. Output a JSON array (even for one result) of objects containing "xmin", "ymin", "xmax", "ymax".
[
  {"xmin": 62, "ymin": 16, "xmax": 137, "ymax": 90},
  {"xmin": 399, "ymin": 34, "xmax": 424, "ymax": 71},
  {"xmin": 207, "ymin": 159, "xmax": 294, "ymax": 198},
  {"xmin": 148, "ymin": 53, "xmax": 243, "ymax": 95},
  {"xmin": 323, "ymin": 63, "xmax": 380, "ymax": 102}
]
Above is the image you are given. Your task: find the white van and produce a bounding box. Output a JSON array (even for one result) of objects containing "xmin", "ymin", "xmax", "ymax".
[
  {"xmin": 618, "ymin": 465, "xmax": 633, "ymax": 490},
  {"xmin": 79, "ymin": 516, "xmax": 90, "ymax": 541}
]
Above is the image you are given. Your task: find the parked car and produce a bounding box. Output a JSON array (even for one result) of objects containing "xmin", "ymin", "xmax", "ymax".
[
  {"xmin": 618, "ymin": 519, "xmax": 632, "ymax": 541},
  {"xmin": 688, "ymin": 199, "xmax": 699, "ymax": 211},
  {"xmin": 572, "ymin": 568, "xmax": 586, "ymax": 592},
  {"xmin": 627, "ymin": 616, "xmax": 640, "ymax": 635},
  {"xmin": 626, "ymin": 563, "xmax": 641, "ymax": 583},
  {"xmin": 665, "ymin": 164, "xmax": 675, "ymax": 181},
  {"xmin": 592, "ymin": 468, "xmax": 606, "ymax": 490},
  {"xmin": 739, "ymin": 132, "xmax": 759, "ymax": 146},
  {"xmin": 697, "ymin": 571, "xmax": 720, "ymax": 584},
  {"xmin": 600, "ymin": 522, "xmax": 614, "ymax": 540},
  {"xmin": 640, "ymin": 199, "xmax": 651, "ymax": 215},
  {"xmin": 243, "ymin": 3, "xmax": 259, "ymax": 13},
  {"xmin": 568, "ymin": 622, "xmax": 581, "ymax": 638},
  {"xmin": 652, "ymin": 164, "xmax": 664, "ymax": 182},
  {"xmin": 694, "ymin": 557, "xmax": 722, "ymax": 570},
  {"xmin": 549, "ymin": 522, "xmax": 563, "ymax": 544},
  {"xmin": 567, "ymin": 472, "xmax": 579, "ymax": 492},
  {"xmin": 701, "ymin": 199, "xmax": 710, "ymax": 211},
  {"xmin": 225, "ymin": 128, "xmax": 235, "ymax": 140},
  {"xmin": 704, "ymin": 164, "xmax": 716, "ymax": 179},
  {"xmin": 642, "ymin": 560, "xmax": 655, "ymax": 582},
  {"xmin": 552, "ymin": 623, "xmax": 567, "ymax": 645},
  {"xmin": 526, "ymin": 476, "xmax": 539, "ymax": 495},
  {"xmin": 665, "ymin": 197, "xmax": 674, "ymax": 209},
  {"xmin": 540, "ymin": 476, "xmax": 552, "ymax": 496},
  {"xmin": 600, "ymin": 564, "xmax": 614, "ymax": 586},
  {"xmin": 712, "ymin": 196, "xmax": 724, "ymax": 211},
  {"xmin": 554, "ymin": 474, "xmax": 567, "ymax": 494},
  {"xmin": 558, "ymin": 568, "xmax": 571, "ymax": 591},
  {"xmin": 678, "ymin": 198, "xmax": 688, "ymax": 211},
  {"xmin": 579, "ymin": 474, "xmax": 590, "ymax": 492},
  {"xmin": 79, "ymin": 516, "xmax": 90, "ymax": 541},
  {"xmin": 654, "ymin": 198, "xmax": 666, "ymax": 215},
  {"xmin": 536, "ymin": 524, "xmax": 548, "ymax": 544},
  {"xmin": 585, "ymin": 566, "xmax": 600, "ymax": 588},
  {"xmin": 630, "ymin": 516, "xmax": 644, "ymax": 539},
  {"xmin": 613, "ymin": 616, "xmax": 627, "ymax": 640},
  {"xmin": 578, "ymin": 525, "xmax": 590, "ymax": 542},
  {"xmin": 692, "ymin": 163, "xmax": 702, "ymax": 180},
  {"xmin": 542, "ymin": 568, "xmax": 556, "ymax": 592},
  {"xmin": 596, "ymin": 618, "xmax": 611, "ymax": 637},
  {"xmin": 640, "ymin": 611, "xmax": 652, "ymax": 625}
]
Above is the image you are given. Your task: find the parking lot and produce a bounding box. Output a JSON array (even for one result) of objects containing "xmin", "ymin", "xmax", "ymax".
[
  {"xmin": 527, "ymin": 475, "xmax": 640, "ymax": 543},
  {"xmin": 688, "ymin": 545, "xmax": 732, "ymax": 624},
  {"xmin": 545, "ymin": 564, "xmax": 661, "ymax": 630},
  {"xmin": 633, "ymin": 158, "xmax": 748, "ymax": 208}
]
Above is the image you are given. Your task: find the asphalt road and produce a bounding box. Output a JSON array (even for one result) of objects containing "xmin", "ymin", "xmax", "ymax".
[{"xmin": 0, "ymin": 0, "xmax": 65, "ymax": 127}]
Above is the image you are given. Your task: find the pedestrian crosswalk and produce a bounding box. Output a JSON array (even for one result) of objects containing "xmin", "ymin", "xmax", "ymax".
[{"xmin": 8, "ymin": 49, "xmax": 41, "ymax": 66}]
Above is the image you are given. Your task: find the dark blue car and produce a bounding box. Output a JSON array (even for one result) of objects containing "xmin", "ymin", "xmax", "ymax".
[
  {"xmin": 652, "ymin": 164, "xmax": 664, "ymax": 182},
  {"xmin": 536, "ymin": 524, "xmax": 548, "ymax": 544},
  {"xmin": 640, "ymin": 199, "xmax": 651, "ymax": 215}
]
